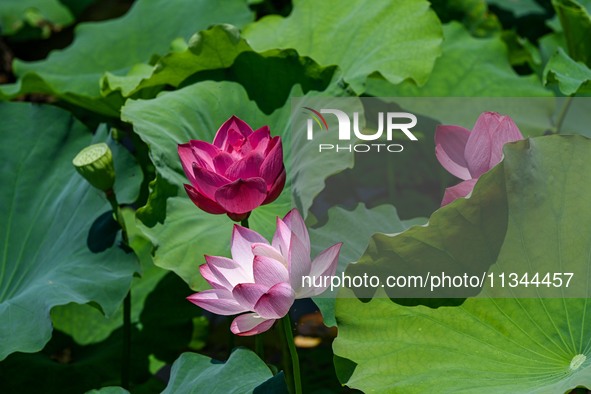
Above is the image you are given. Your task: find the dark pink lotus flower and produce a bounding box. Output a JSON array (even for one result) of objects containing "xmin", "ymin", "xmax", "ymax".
[
  {"xmin": 178, "ymin": 116, "xmax": 286, "ymax": 221},
  {"xmin": 435, "ymin": 112, "xmax": 523, "ymax": 206},
  {"xmin": 187, "ymin": 209, "xmax": 342, "ymax": 336}
]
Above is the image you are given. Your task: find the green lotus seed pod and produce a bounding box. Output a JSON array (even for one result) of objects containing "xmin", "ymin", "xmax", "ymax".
[{"xmin": 72, "ymin": 143, "xmax": 116, "ymax": 192}]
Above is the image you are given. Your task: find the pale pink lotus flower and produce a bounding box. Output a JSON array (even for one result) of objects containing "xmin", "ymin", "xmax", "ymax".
[
  {"xmin": 435, "ymin": 112, "xmax": 523, "ymax": 206},
  {"xmin": 187, "ymin": 209, "xmax": 342, "ymax": 336},
  {"xmin": 178, "ymin": 116, "xmax": 286, "ymax": 222}
]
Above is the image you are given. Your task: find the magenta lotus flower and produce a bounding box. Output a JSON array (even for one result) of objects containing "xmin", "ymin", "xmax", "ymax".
[
  {"xmin": 187, "ymin": 209, "xmax": 342, "ymax": 336},
  {"xmin": 178, "ymin": 116, "xmax": 286, "ymax": 221},
  {"xmin": 435, "ymin": 112, "xmax": 523, "ymax": 206}
]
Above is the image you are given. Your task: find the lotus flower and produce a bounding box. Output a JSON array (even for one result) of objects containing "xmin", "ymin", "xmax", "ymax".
[
  {"xmin": 435, "ymin": 112, "xmax": 523, "ymax": 206},
  {"xmin": 187, "ymin": 209, "xmax": 342, "ymax": 336},
  {"xmin": 178, "ymin": 116, "xmax": 286, "ymax": 221}
]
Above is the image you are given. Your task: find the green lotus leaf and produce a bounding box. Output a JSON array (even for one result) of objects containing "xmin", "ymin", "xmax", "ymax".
[
  {"xmin": 1, "ymin": 0, "xmax": 253, "ymax": 116},
  {"xmin": 243, "ymin": 0, "xmax": 443, "ymax": 93},
  {"xmin": 488, "ymin": 0, "xmax": 545, "ymax": 16},
  {"xmin": 0, "ymin": 0, "xmax": 73, "ymax": 37},
  {"xmin": 0, "ymin": 103, "xmax": 136, "ymax": 360},
  {"xmin": 554, "ymin": 97, "xmax": 591, "ymax": 137},
  {"xmin": 334, "ymin": 135, "xmax": 591, "ymax": 393},
  {"xmin": 86, "ymin": 388, "xmax": 129, "ymax": 394},
  {"xmin": 552, "ymin": 0, "xmax": 591, "ymax": 66},
  {"xmin": 544, "ymin": 47, "xmax": 591, "ymax": 95},
  {"xmin": 309, "ymin": 204, "xmax": 424, "ymax": 327},
  {"xmin": 162, "ymin": 348, "xmax": 285, "ymax": 394},
  {"xmin": 100, "ymin": 24, "xmax": 252, "ymax": 97},
  {"xmin": 100, "ymin": 24, "xmax": 335, "ymax": 114},
  {"xmin": 366, "ymin": 22, "xmax": 551, "ymax": 97},
  {"xmin": 0, "ymin": 270, "xmax": 198, "ymax": 393},
  {"xmin": 365, "ymin": 23, "xmax": 554, "ymax": 136}
]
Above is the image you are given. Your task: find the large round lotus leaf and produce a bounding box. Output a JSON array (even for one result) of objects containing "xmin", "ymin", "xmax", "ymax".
[
  {"xmin": 334, "ymin": 135, "xmax": 591, "ymax": 393},
  {"xmin": 0, "ymin": 103, "xmax": 136, "ymax": 360}
]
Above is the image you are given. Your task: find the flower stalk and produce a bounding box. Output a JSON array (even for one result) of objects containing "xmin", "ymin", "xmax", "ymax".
[
  {"xmin": 105, "ymin": 188, "xmax": 132, "ymax": 390},
  {"xmin": 122, "ymin": 289, "xmax": 131, "ymax": 389},
  {"xmin": 280, "ymin": 314, "xmax": 302, "ymax": 394},
  {"xmin": 555, "ymin": 96, "xmax": 573, "ymax": 134}
]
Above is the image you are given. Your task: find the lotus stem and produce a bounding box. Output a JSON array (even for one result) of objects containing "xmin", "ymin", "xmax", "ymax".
[
  {"xmin": 240, "ymin": 217, "xmax": 249, "ymax": 228},
  {"xmin": 280, "ymin": 314, "xmax": 302, "ymax": 394},
  {"xmin": 255, "ymin": 334, "xmax": 265, "ymax": 362},
  {"xmin": 122, "ymin": 290, "xmax": 131, "ymax": 389},
  {"xmin": 105, "ymin": 188, "xmax": 131, "ymax": 389},
  {"xmin": 555, "ymin": 96, "xmax": 573, "ymax": 134}
]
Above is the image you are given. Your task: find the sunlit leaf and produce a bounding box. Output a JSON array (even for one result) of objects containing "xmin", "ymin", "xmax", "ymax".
[
  {"xmin": 244, "ymin": 0, "xmax": 443, "ymax": 93},
  {"xmin": 100, "ymin": 24, "xmax": 335, "ymax": 114},
  {"xmin": 366, "ymin": 22, "xmax": 551, "ymax": 97},
  {"xmin": 365, "ymin": 23, "xmax": 554, "ymax": 136}
]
